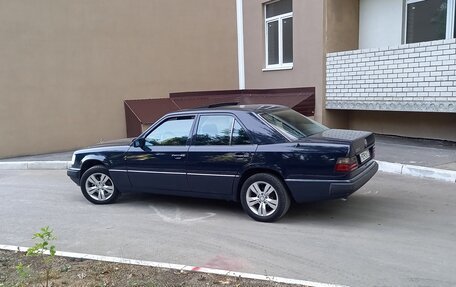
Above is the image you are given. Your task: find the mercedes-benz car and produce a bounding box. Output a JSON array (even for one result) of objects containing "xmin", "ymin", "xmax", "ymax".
[{"xmin": 67, "ymin": 104, "xmax": 378, "ymax": 222}]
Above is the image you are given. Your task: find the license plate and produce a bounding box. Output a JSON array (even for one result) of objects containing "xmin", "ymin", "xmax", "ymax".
[{"xmin": 359, "ymin": 150, "xmax": 370, "ymax": 163}]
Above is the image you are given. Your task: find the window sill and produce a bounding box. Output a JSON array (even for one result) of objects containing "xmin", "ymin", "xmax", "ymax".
[{"xmin": 262, "ymin": 65, "xmax": 293, "ymax": 72}]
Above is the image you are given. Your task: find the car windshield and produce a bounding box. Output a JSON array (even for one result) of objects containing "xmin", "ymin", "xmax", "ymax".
[{"xmin": 259, "ymin": 108, "xmax": 328, "ymax": 140}]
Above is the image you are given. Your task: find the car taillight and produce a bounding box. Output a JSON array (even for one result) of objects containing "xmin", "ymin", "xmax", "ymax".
[{"xmin": 335, "ymin": 156, "xmax": 358, "ymax": 172}]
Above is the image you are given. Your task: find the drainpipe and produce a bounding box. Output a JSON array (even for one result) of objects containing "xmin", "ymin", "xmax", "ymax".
[{"xmin": 236, "ymin": 0, "xmax": 245, "ymax": 90}]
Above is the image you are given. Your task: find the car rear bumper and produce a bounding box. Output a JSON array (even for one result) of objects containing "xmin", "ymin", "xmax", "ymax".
[
  {"xmin": 67, "ymin": 168, "xmax": 80, "ymax": 186},
  {"xmin": 285, "ymin": 160, "xmax": 378, "ymax": 203}
]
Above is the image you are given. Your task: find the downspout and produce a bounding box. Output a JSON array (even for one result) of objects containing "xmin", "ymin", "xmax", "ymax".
[{"xmin": 236, "ymin": 0, "xmax": 245, "ymax": 89}]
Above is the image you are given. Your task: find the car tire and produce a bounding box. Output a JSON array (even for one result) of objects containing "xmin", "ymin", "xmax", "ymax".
[
  {"xmin": 80, "ymin": 165, "xmax": 120, "ymax": 204},
  {"xmin": 240, "ymin": 173, "xmax": 291, "ymax": 222}
]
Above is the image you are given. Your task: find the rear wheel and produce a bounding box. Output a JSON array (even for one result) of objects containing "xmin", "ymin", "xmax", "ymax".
[
  {"xmin": 80, "ymin": 165, "xmax": 119, "ymax": 204},
  {"xmin": 240, "ymin": 173, "xmax": 291, "ymax": 222}
]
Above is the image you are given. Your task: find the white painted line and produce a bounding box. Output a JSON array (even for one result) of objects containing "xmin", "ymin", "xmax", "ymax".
[
  {"xmin": 401, "ymin": 164, "xmax": 456, "ymax": 183},
  {"xmin": 0, "ymin": 244, "xmax": 348, "ymax": 287},
  {"xmin": 376, "ymin": 160, "xmax": 403, "ymax": 175},
  {"xmin": 27, "ymin": 161, "xmax": 69, "ymax": 170},
  {"xmin": 377, "ymin": 160, "xmax": 456, "ymax": 183},
  {"xmin": 0, "ymin": 161, "xmax": 70, "ymax": 170},
  {"xmin": 0, "ymin": 162, "xmax": 28, "ymax": 170}
]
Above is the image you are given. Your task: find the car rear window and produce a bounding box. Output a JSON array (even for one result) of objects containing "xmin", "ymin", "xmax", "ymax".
[{"xmin": 259, "ymin": 108, "xmax": 328, "ymax": 140}]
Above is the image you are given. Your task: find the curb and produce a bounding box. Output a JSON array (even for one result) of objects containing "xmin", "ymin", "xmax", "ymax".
[
  {"xmin": 0, "ymin": 160, "xmax": 454, "ymax": 183},
  {"xmin": 0, "ymin": 244, "xmax": 347, "ymax": 287},
  {"xmin": 376, "ymin": 160, "xmax": 456, "ymax": 183},
  {"xmin": 0, "ymin": 161, "xmax": 71, "ymax": 170}
]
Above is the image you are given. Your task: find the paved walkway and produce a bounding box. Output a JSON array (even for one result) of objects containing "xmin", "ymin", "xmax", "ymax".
[{"xmin": 0, "ymin": 150, "xmax": 74, "ymax": 162}]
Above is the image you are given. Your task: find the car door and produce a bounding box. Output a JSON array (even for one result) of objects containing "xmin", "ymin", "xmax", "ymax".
[
  {"xmin": 187, "ymin": 114, "xmax": 256, "ymax": 195},
  {"xmin": 125, "ymin": 115, "xmax": 195, "ymax": 193}
]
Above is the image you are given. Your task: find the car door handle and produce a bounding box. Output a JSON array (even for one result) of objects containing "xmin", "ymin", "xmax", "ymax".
[
  {"xmin": 171, "ymin": 154, "xmax": 186, "ymax": 159},
  {"xmin": 234, "ymin": 153, "xmax": 250, "ymax": 159}
]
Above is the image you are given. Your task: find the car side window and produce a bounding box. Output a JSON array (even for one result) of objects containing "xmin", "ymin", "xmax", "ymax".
[
  {"xmin": 195, "ymin": 115, "xmax": 234, "ymax": 145},
  {"xmin": 145, "ymin": 116, "xmax": 194, "ymax": 146},
  {"xmin": 232, "ymin": 121, "xmax": 251, "ymax": 145}
]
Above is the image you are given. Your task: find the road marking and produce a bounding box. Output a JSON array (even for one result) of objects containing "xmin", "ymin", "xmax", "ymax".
[
  {"xmin": 0, "ymin": 244, "xmax": 349, "ymax": 287},
  {"xmin": 150, "ymin": 205, "xmax": 216, "ymax": 224},
  {"xmin": 197, "ymin": 254, "xmax": 246, "ymax": 271},
  {"xmin": 360, "ymin": 190, "xmax": 379, "ymax": 195}
]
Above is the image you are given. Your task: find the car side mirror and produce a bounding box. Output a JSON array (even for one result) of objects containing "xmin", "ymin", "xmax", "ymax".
[{"xmin": 133, "ymin": 138, "xmax": 145, "ymax": 148}]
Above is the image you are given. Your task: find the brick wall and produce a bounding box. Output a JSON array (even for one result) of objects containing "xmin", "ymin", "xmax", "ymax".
[{"xmin": 326, "ymin": 39, "xmax": 456, "ymax": 113}]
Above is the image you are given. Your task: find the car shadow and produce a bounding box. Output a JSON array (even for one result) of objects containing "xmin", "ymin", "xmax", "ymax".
[
  {"xmin": 114, "ymin": 191, "xmax": 393, "ymax": 225},
  {"xmin": 118, "ymin": 192, "xmax": 243, "ymax": 212},
  {"xmin": 282, "ymin": 193, "xmax": 395, "ymax": 225}
]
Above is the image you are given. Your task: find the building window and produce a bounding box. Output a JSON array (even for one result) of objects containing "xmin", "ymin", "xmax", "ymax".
[
  {"xmin": 264, "ymin": 0, "xmax": 293, "ymax": 69},
  {"xmin": 406, "ymin": 0, "xmax": 456, "ymax": 43}
]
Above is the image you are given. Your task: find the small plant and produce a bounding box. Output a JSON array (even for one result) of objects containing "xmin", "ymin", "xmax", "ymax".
[
  {"xmin": 25, "ymin": 226, "xmax": 57, "ymax": 287},
  {"xmin": 15, "ymin": 262, "xmax": 30, "ymax": 287}
]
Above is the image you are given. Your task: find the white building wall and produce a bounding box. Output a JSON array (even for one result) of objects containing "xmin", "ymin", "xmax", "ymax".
[
  {"xmin": 326, "ymin": 39, "xmax": 456, "ymax": 113},
  {"xmin": 359, "ymin": 0, "xmax": 403, "ymax": 49}
]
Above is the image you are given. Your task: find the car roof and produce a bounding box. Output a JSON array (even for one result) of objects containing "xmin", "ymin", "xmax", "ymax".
[{"xmin": 167, "ymin": 104, "xmax": 288, "ymax": 116}]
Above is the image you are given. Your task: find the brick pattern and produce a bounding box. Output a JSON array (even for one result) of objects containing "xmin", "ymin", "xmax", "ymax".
[{"xmin": 326, "ymin": 39, "xmax": 456, "ymax": 113}]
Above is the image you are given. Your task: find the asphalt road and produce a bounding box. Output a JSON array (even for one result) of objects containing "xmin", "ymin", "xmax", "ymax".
[{"xmin": 0, "ymin": 170, "xmax": 455, "ymax": 287}]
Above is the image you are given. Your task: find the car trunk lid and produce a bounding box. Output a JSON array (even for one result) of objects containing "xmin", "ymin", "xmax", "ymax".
[{"xmin": 302, "ymin": 129, "xmax": 375, "ymax": 164}]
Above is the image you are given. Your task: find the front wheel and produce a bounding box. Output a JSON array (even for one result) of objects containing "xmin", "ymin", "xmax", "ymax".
[
  {"xmin": 80, "ymin": 165, "xmax": 119, "ymax": 204},
  {"xmin": 240, "ymin": 173, "xmax": 291, "ymax": 222}
]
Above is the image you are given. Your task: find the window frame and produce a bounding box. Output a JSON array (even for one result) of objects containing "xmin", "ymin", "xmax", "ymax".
[
  {"xmin": 143, "ymin": 115, "xmax": 196, "ymax": 147},
  {"xmin": 193, "ymin": 114, "xmax": 235, "ymax": 146},
  {"xmin": 404, "ymin": 0, "xmax": 456, "ymax": 44},
  {"xmin": 264, "ymin": 1, "xmax": 293, "ymax": 71},
  {"xmin": 231, "ymin": 119, "xmax": 253, "ymax": 145},
  {"xmin": 191, "ymin": 113, "xmax": 253, "ymax": 146}
]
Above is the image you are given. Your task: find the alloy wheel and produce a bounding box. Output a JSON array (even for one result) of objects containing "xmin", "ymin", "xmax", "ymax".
[
  {"xmin": 246, "ymin": 181, "xmax": 279, "ymax": 217},
  {"xmin": 84, "ymin": 173, "xmax": 115, "ymax": 202}
]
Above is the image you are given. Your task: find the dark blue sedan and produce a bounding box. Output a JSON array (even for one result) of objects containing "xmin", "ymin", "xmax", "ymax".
[{"xmin": 67, "ymin": 104, "xmax": 378, "ymax": 222}]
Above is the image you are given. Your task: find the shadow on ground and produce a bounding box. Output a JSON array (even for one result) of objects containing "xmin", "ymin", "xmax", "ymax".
[{"xmin": 110, "ymin": 190, "xmax": 394, "ymax": 226}]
